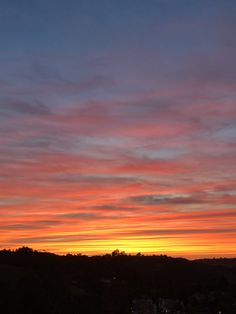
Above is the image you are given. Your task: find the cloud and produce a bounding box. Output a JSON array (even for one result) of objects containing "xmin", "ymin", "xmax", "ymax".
[
  {"xmin": 127, "ymin": 228, "xmax": 236, "ymax": 237},
  {"xmin": 91, "ymin": 205, "xmax": 139, "ymax": 212},
  {"xmin": 59, "ymin": 212, "xmax": 103, "ymax": 219},
  {"xmin": 0, "ymin": 220, "xmax": 61, "ymax": 230},
  {"xmin": 0, "ymin": 99, "xmax": 50, "ymax": 116},
  {"xmin": 127, "ymin": 194, "xmax": 204, "ymax": 206}
]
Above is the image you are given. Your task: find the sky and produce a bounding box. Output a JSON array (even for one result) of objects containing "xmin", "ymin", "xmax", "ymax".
[{"xmin": 0, "ymin": 0, "xmax": 236, "ymax": 258}]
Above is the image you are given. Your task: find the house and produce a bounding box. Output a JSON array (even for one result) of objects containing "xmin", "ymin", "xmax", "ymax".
[{"xmin": 131, "ymin": 297, "xmax": 157, "ymax": 314}]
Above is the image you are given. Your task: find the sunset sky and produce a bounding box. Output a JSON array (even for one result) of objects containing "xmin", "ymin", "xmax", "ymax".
[{"xmin": 0, "ymin": 0, "xmax": 236, "ymax": 258}]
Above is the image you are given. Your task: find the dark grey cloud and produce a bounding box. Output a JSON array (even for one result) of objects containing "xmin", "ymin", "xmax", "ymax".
[
  {"xmin": 0, "ymin": 224, "xmax": 37, "ymax": 230},
  {"xmin": 158, "ymin": 210, "xmax": 236, "ymax": 222},
  {"xmin": 127, "ymin": 194, "xmax": 204, "ymax": 206},
  {"xmin": 27, "ymin": 60, "xmax": 64, "ymax": 82},
  {"xmin": 59, "ymin": 211, "xmax": 121, "ymax": 220},
  {"xmin": 91, "ymin": 205, "xmax": 139, "ymax": 212},
  {"xmin": 55, "ymin": 174, "xmax": 137, "ymax": 185},
  {"xmin": 0, "ymin": 99, "xmax": 50, "ymax": 116},
  {"xmin": 60, "ymin": 212, "xmax": 101, "ymax": 219},
  {"xmin": 10, "ymin": 234, "xmax": 105, "ymax": 244},
  {"xmin": 0, "ymin": 220, "xmax": 61, "ymax": 230}
]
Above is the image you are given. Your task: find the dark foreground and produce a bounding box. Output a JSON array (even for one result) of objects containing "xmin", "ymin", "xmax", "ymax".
[{"xmin": 0, "ymin": 248, "xmax": 236, "ymax": 314}]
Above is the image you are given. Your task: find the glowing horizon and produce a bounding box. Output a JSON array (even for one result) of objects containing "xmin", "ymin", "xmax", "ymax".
[{"xmin": 0, "ymin": 0, "xmax": 236, "ymax": 259}]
